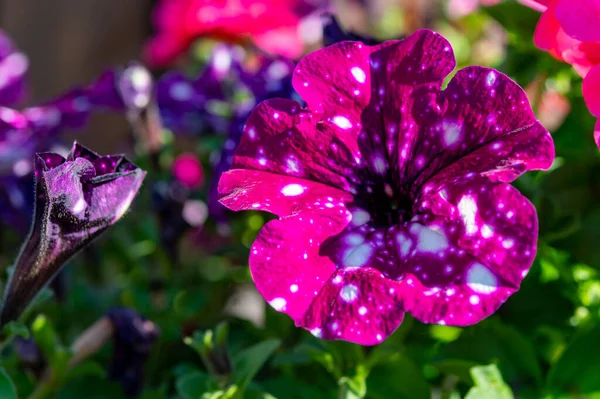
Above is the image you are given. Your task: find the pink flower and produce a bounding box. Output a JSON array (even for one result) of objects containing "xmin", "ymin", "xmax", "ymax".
[
  {"xmin": 145, "ymin": 0, "xmax": 321, "ymax": 68},
  {"xmin": 172, "ymin": 152, "xmax": 204, "ymax": 188},
  {"xmin": 447, "ymin": 0, "xmax": 502, "ymax": 18},
  {"xmin": 525, "ymin": 0, "xmax": 600, "ymax": 145},
  {"xmin": 218, "ymin": 30, "xmax": 554, "ymax": 344}
]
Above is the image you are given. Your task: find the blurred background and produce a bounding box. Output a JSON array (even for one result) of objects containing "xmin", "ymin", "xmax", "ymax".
[{"xmin": 0, "ymin": 0, "xmax": 599, "ymax": 398}]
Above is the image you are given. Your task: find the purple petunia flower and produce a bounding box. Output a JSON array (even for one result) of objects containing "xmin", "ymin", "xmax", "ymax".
[
  {"xmin": 0, "ymin": 142, "xmax": 146, "ymax": 326},
  {"xmin": 107, "ymin": 308, "xmax": 160, "ymax": 397},
  {"xmin": 218, "ymin": 30, "xmax": 555, "ymax": 344},
  {"xmin": 322, "ymin": 13, "xmax": 382, "ymax": 46}
]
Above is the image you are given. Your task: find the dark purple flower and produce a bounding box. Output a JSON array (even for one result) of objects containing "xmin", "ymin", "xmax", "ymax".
[
  {"xmin": 107, "ymin": 308, "xmax": 160, "ymax": 397},
  {"xmin": 151, "ymin": 180, "xmax": 192, "ymax": 261},
  {"xmin": 13, "ymin": 337, "xmax": 46, "ymax": 378},
  {"xmin": 0, "ymin": 142, "xmax": 146, "ymax": 326},
  {"xmin": 218, "ymin": 30, "xmax": 555, "ymax": 344},
  {"xmin": 322, "ymin": 13, "xmax": 382, "ymax": 46}
]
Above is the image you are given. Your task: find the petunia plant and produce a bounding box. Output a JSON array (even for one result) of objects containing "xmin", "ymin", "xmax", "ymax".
[
  {"xmin": 219, "ymin": 29, "xmax": 555, "ymax": 344},
  {"xmin": 1, "ymin": 142, "xmax": 146, "ymax": 326}
]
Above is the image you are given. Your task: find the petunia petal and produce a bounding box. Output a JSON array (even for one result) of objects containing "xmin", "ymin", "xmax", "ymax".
[
  {"xmin": 300, "ymin": 267, "xmax": 405, "ymax": 345},
  {"xmin": 405, "ymin": 177, "xmax": 538, "ymax": 325},
  {"xmin": 582, "ymin": 64, "xmax": 600, "ymax": 117},
  {"xmin": 408, "ymin": 67, "xmax": 554, "ymax": 191},
  {"xmin": 231, "ymin": 98, "xmax": 361, "ymax": 192},
  {"xmin": 554, "ymin": 0, "xmax": 600, "ymax": 42},
  {"xmin": 219, "ymin": 168, "xmax": 352, "ymax": 218},
  {"xmin": 248, "ymin": 196, "xmax": 351, "ymax": 322}
]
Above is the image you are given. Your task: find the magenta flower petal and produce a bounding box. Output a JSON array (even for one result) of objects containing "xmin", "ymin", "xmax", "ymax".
[
  {"xmin": 0, "ymin": 142, "xmax": 146, "ymax": 326},
  {"xmin": 554, "ymin": 0, "xmax": 600, "ymax": 42},
  {"xmin": 583, "ymin": 64, "xmax": 600, "ymax": 118},
  {"xmin": 300, "ymin": 268, "xmax": 405, "ymax": 344},
  {"xmin": 404, "ymin": 177, "xmax": 538, "ymax": 325},
  {"xmin": 219, "ymin": 30, "xmax": 554, "ymax": 344},
  {"xmin": 231, "ymin": 98, "xmax": 360, "ymax": 192}
]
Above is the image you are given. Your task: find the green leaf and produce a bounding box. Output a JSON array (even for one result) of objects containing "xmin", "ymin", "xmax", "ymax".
[
  {"xmin": 0, "ymin": 369, "xmax": 17, "ymax": 399},
  {"xmin": 176, "ymin": 371, "xmax": 213, "ymax": 399},
  {"xmin": 31, "ymin": 314, "xmax": 62, "ymax": 362},
  {"xmin": 55, "ymin": 375, "xmax": 126, "ymax": 399},
  {"xmin": 465, "ymin": 365, "xmax": 514, "ymax": 399},
  {"xmin": 232, "ymin": 339, "xmax": 280, "ymax": 393},
  {"xmin": 438, "ymin": 319, "xmax": 542, "ymax": 387},
  {"xmin": 1, "ymin": 321, "xmax": 29, "ymax": 340},
  {"xmin": 547, "ymin": 325, "xmax": 600, "ymax": 395},
  {"xmin": 367, "ymin": 352, "xmax": 430, "ymax": 399},
  {"xmin": 433, "ymin": 359, "xmax": 479, "ymax": 385}
]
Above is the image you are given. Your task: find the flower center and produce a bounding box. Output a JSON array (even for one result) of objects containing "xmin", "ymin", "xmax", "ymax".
[{"xmin": 356, "ymin": 182, "xmax": 413, "ymax": 228}]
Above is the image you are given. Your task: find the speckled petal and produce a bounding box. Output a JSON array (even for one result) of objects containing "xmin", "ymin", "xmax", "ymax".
[
  {"xmin": 408, "ymin": 67, "xmax": 553, "ymax": 189},
  {"xmin": 300, "ymin": 267, "xmax": 404, "ymax": 345},
  {"xmin": 404, "ymin": 177, "xmax": 538, "ymax": 325},
  {"xmin": 293, "ymin": 30, "xmax": 457, "ymax": 182},
  {"xmin": 231, "ymin": 98, "xmax": 362, "ymax": 192},
  {"xmin": 248, "ymin": 194, "xmax": 351, "ymax": 322},
  {"xmin": 219, "ymin": 168, "xmax": 353, "ymax": 217}
]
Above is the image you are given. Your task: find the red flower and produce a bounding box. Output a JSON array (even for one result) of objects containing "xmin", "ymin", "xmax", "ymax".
[
  {"xmin": 524, "ymin": 0, "xmax": 600, "ymax": 145},
  {"xmin": 145, "ymin": 0, "xmax": 321, "ymax": 67}
]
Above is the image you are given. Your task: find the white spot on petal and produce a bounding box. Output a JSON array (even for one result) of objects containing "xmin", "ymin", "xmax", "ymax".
[
  {"xmin": 466, "ymin": 263, "xmax": 498, "ymax": 294},
  {"xmin": 351, "ymin": 209, "xmax": 371, "ymax": 226},
  {"xmin": 332, "ymin": 116, "xmax": 352, "ymax": 129},
  {"xmin": 340, "ymin": 284, "xmax": 359, "ymax": 302},
  {"xmin": 269, "ymin": 297, "xmax": 287, "ymax": 311},
  {"xmin": 486, "ymin": 71, "xmax": 497, "ymax": 86},
  {"xmin": 502, "ymin": 238, "xmax": 515, "ymax": 249},
  {"xmin": 290, "ymin": 284, "xmax": 298, "ymax": 293},
  {"xmin": 281, "ymin": 184, "xmax": 304, "ymax": 196},
  {"xmin": 358, "ymin": 306, "xmax": 367, "ymax": 315},
  {"xmin": 458, "ymin": 195, "xmax": 478, "ymax": 235},
  {"xmin": 442, "ymin": 121, "xmax": 461, "ymax": 146},
  {"xmin": 410, "ymin": 224, "xmax": 449, "ymax": 253},
  {"xmin": 481, "ymin": 224, "xmax": 494, "ymax": 239},
  {"xmin": 343, "ymin": 243, "xmax": 373, "ymax": 267},
  {"xmin": 469, "ymin": 295, "xmax": 480, "ymax": 305},
  {"xmin": 351, "ymin": 66, "xmax": 366, "ymax": 83}
]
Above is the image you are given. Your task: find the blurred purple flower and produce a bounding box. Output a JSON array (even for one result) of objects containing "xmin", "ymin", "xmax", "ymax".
[
  {"xmin": 107, "ymin": 308, "xmax": 160, "ymax": 397},
  {"xmin": 322, "ymin": 13, "xmax": 381, "ymax": 46},
  {"xmin": 157, "ymin": 45, "xmax": 299, "ymax": 220},
  {"xmin": 14, "ymin": 337, "xmax": 45, "ymax": 378},
  {"xmin": 0, "ymin": 29, "xmax": 28, "ymax": 107},
  {"xmin": 0, "ymin": 31, "xmax": 154, "ymax": 232},
  {"xmin": 0, "ymin": 142, "xmax": 146, "ymax": 326}
]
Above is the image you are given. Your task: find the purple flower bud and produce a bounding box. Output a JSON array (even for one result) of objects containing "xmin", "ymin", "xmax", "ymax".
[
  {"xmin": 0, "ymin": 142, "xmax": 146, "ymax": 326},
  {"xmin": 106, "ymin": 308, "xmax": 160, "ymax": 397}
]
